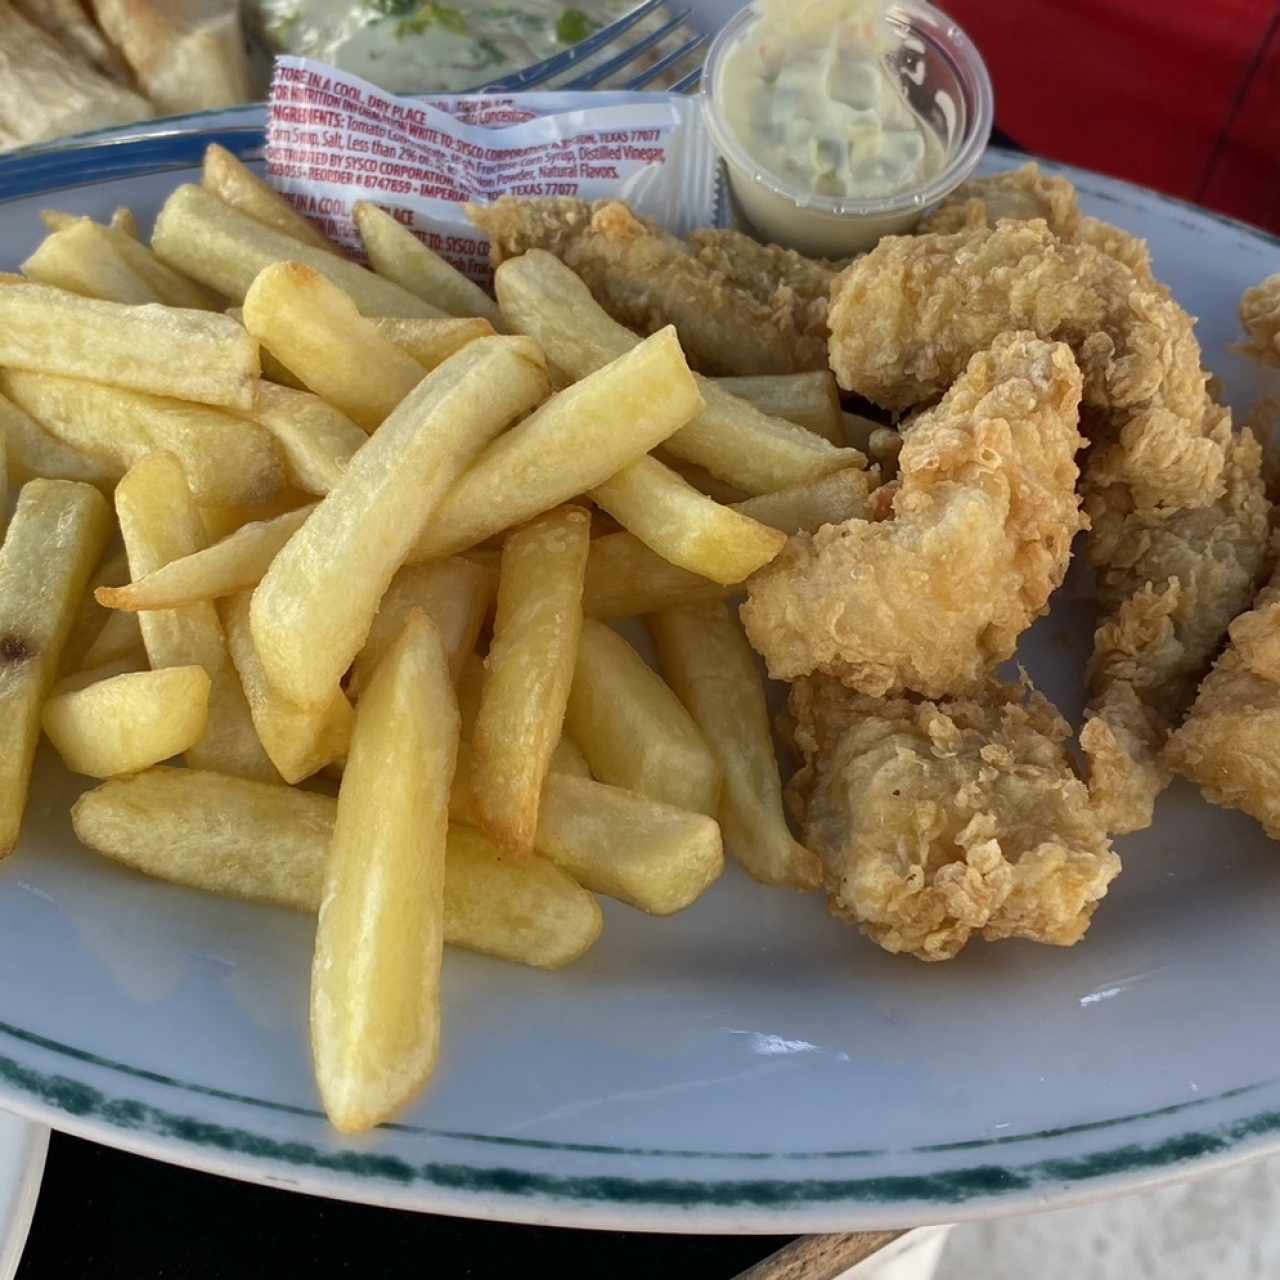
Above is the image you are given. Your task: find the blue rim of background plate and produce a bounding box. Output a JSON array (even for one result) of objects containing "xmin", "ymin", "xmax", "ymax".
[{"xmin": 3, "ymin": 116, "xmax": 1280, "ymax": 1218}]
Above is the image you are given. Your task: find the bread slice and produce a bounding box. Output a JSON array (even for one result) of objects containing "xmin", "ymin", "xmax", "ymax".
[
  {"xmin": 89, "ymin": 0, "xmax": 252, "ymax": 115},
  {"xmin": 0, "ymin": 1, "xmax": 152, "ymax": 151}
]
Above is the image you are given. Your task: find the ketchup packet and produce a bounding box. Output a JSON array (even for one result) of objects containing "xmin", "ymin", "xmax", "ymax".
[{"xmin": 266, "ymin": 56, "xmax": 721, "ymax": 287}]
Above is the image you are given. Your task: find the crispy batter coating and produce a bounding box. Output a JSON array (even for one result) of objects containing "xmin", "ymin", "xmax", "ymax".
[
  {"xmin": 922, "ymin": 162, "xmax": 1158, "ymax": 287},
  {"xmin": 828, "ymin": 213, "xmax": 1272, "ymax": 831},
  {"xmin": 1240, "ymin": 273, "xmax": 1280, "ymax": 366},
  {"xmin": 1166, "ymin": 551, "xmax": 1280, "ymax": 837},
  {"xmin": 467, "ymin": 197, "xmax": 834, "ymax": 375},
  {"xmin": 787, "ymin": 675, "xmax": 1121, "ymax": 962},
  {"xmin": 742, "ymin": 332, "xmax": 1085, "ymax": 696}
]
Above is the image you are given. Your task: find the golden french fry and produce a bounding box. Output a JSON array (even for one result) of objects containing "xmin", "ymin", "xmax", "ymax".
[
  {"xmin": 411, "ymin": 327, "xmax": 701, "ymax": 560},
  {"xmin": 374, "ymin": 316, "xmax": 494, "ymax": 370},
  {"xmin": 1, "ymin": 370, "xmax": 284, "ymax": 508},
  {"xmin": 51, "ymin": 654, "xmax": 147, "ymax": 696},
  {"xmin": 713, "ymin": 372, "xmax": 843, "ymax": 443},
  {"xmin": 110, "ymin": 206, "xmax": 140, "ymax": 239},
  {"xmin": 203, "ymin": 143, "xmax": 337, "ymax": 253},
  {"xmin": 349, "ymin": 557, "xmax": 493, "ymax": 697},
  {"xmin": 311, "ymin": 612, "xmax": 457, "ymax": 1132},
  {"xmin": 494, "ymin": 250, "xmax": 861, "ymax": 492},
  {"xmin": 590, "ymin": 455, "xmax": 786, "ymax": 585},
  {"xmin": 39, "ymin": 210, "xmax": 78, "ymax": 232},
  {"xmin": 79, "ymin": 607, "xmax": 145, "ymax": 672},
  {"xmin": 651, "ymin": 601, "xmax": 822, "ymax": 889},
  {"xmin": 565, "ymin": 618, "xmax": 721, "ymax": 816},
  {"xmin": 196, "ymin": 490, "xmax": 313, "ymax": 543},
  {"xmin": 355, "ymin": 201, "xmax": 502, "ymax": 325},
  {"xmin": 237, "ymin": 385, "xmax": 365, "ymax": 495},
  {"xmin": 0, "ymin": 479, "xmax": 111, "ymax": 855},
  {"xmin": 0, "ymin": 282, "xmax": 259, "ymax": 410},
  {"xmin": 456, "ymin": 650, "xmax": 485, "ymax": 738},
  {"xmin": 472, "ymin": 506, "xmax": 590, "ymax": 854},
  {"xmin": 41, "ymin": 665, "xmax": 211, "ymax": 778},
  {"xmin": 115, "ymin": 452, "xmax": 277, "ymax": 781},
  {"xmin": 61, "ymin": 549, "xmax": 128, "ymax": 673},
  {"xmin": 23, "ymin": 215, "xmax": 222, "ymax": 310},
  {"xmin": 251, "ymin": 336, "xmax": 548, "ymax": 709},
  {"xmin": 869, "ymin": 426, "xmax": 903, "ymax": 477},
  {"xmin": 23, "ymin": 218, "xmax": 162, "ymax": 304},
  {"xmin": 583, "ymin": 467, "xmax": 879, "ymax": 618},
  {"xmin": 243, "ymin": 262, "xmax": 428, "ymax": 430},
  {"xmin": 0, "ymin": 388, "xmax": 115, "ymax": 491},
  {"xmin": 222, "ymin": 590, "xmax": 351, "ymax": 783},
  {"xmin": 654, "ymin": 453, "xmax": 748, "ymax": 505},
  {"xmin": 152, "ymin": 184, "xmax": 445, "ymax": 317},
  {"xmin": 71, "ymin": 768, "xmax": 601, "ymax": 967},
  {"xmin": 841, "ymin": 412, "xmax": 881, "ymax": 453},
  {"xmin": 549, "ymin": 734, "xmax": 590, "ymax": 778},
  {"xmin": 98, "ymin": 504, "xmax": 313, "ymax": 612},
  {"xmin": 453, "ymin": 744, "xmax": 721, "ymax": 915}
]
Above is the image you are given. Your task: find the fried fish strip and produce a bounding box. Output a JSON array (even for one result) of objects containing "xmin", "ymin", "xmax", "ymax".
[
  {"xmin": 743, "ymin": 332, "xmax": 1085, "ymax": 696},
  {"xmin": 468, "ymin": 197, "xmax": 834, "ymax": 375},
  {"xmin": 827, "ymin": 212, "xmax": 1271, "ymax": 831},
  {"xmin": 787, "ymin": 674, "xmax": 1120, "ymax": 962},
  {"xmin": 1166, "ymin": 549, "xmax": 1280, "ymax": 837}
]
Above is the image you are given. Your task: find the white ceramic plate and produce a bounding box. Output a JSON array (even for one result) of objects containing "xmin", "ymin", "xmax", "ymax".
[
  {"xmin": 1, "ymin": 114, "xmax": 1279, "ymax": 1234},
  {"xmin": 0, "ymin": 1113, "xmax": 47, "ymax": 1280}
]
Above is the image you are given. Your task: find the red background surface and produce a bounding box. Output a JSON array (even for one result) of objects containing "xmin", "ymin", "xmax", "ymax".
[{"xmin": 942, "ymin": 0, "xmax": 1280, "ymax": 233}]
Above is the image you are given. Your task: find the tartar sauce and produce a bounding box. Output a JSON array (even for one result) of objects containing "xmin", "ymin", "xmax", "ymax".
[{"xmin": 718, "ymin": 0, "xmax": 943, "ymax": 203}]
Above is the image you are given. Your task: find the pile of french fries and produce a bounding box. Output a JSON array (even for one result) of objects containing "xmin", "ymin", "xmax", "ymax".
[{"xmin": 0, "ymin": 144, "xmax": 877, "ymax": 1133}]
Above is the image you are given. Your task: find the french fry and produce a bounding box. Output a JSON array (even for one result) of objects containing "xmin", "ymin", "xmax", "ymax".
[
  {"xmin": 493, "ymin": 250, "xmax": 861, "ymax": 492},
  {"xmin": 39, "ymin": 210, "xmax": 77, "ymax": 232},
  {"xmin": 589, "ymin": 455, "xmax": 786, "ymax": 585},
  {"xmin": 565, "ymin": 618, "xmax": 721, "ymax": 816},
  {"xmin": 0, "ymin": 430, "xmax": 7, "ymax": 533},
  {"xmin": 197, "ymin": 490, "xmax": 313, "ymax": 543},
  {"xmin": 453, "ymin": 745, "xmax": 721, "ymax": 915},
  {"xmin": 61, "ymin": 548, "xmax": 129, "ymax": 673},
  {"xmin": 472, "ymin": 506, "xmax": 590, "ymax": 854},
  {"xmin": 841, "ymin": 412, "xmax": 881, "ymax": 454},
  {"xmin": 456, "ymin": 650, "xmax": 485, "ymax": 738},
  {"xmin": 202, "ymin": 143, "xmax": 337, "ymax": 253},
  {"xmin": 23, "ymin": 218, "xmax": 162, "ymax": 304},
  {"xmin": 0, "ymin": 388, "xmax": 115, "ymax": 490},
  {"xmin": 79, "ymin": 607, "xmax": 145, "ymax": 672},
  {"xmin": 349, "ymin": 557, "xmax": 493, "ymax": 697},
  {"xmin": 355, "ymin": 200, "xmax": 502, "ymax": 326},
  {"xmin": 583, "ymin": 466, "xmax": 879, "ymax": 618},
  {"xmin": 222, "ymin": 590, "xmax": 351, "ymax": 783},
  {"xmin": 411, "ymin": 327, "xmax": 701, "ymax": 560},
  {"xmin": 0, "ymin": 282, "xmax": 259, "ymax": 410},
  {"xmin": 654, "ymin": 453, "xmax": 748, "ymax": 505},
  {"xmin": 869, "ymin": 426, "xmax": 903, "ymax": 477},
  {"xmin": 651, "ymin": 601, "xmax": 822, "ymax": 889},
  {"xmin": 41, "ymin": 666, "xmax": 211, "ymax": 778},
  {"xmin": 311, "ymin": 612, "xmax": 457, "ymax": 1132},
  {"xmin": 152, "ymin": 184, "xmax": 446, "ymax": 317},
  {"xmin": 242, "ymin": 262, "xmax": 427, "ymax": 430},
  {"xmin": 23, "ymin": 215, "xmax": 222, "ymax": 310},
  {"xmin": 0, "ymin": 479, "xmax": 111, "ymax": 855},
  {"xmin": 1, "ymin": 370, "xmax": 285, "ymax": 508},
  {"xmin": 238, "ymin": 385, "xmax": 365, "ymax": 495},
  {"xmin": 251, "ymin": 336, "xmax": 549, "ymax": 709},
  {"xmin": 549, "ymin": 734, "xmax": 590, "ymax": 778},
  {"xmin": 115, "ymin": 452, "xmax": 277, "ymax": 781},
  {"xmin": 98, "ymin": 505, "xmax": 313, "ymax": 612},
  {"xmin": 111, "ymin": 206, "xmax": 140, "ymax": 239},
  {"xmin": 70, "ymin": 768, "xmax": 601, "ymax": 967},
  {"xmin": 51, "ymin": 654, "xmax": 147, "ymax": 696},
  {"xmin": 374, "ymin": 316, "xmax": 495, "ymax": 371},
  {"xmin": 713, "ymin": 371, "xmax": 843, "ymax": 444}
]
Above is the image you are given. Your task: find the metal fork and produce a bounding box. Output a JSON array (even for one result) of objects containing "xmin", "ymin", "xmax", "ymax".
[{"xmin": 473, "ymin": 0, "xmax": 706, "ymax": 94}]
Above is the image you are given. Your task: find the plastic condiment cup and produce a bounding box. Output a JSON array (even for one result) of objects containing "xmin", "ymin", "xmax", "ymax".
[{"xmin": 701, "ymin": 1, "xmax": 994, "ymax": 257}]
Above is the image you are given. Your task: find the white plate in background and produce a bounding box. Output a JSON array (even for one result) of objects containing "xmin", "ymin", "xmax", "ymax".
[{"xmin": 0, "ymin": 1113, "xmax": 47, "ymax": 1280}]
